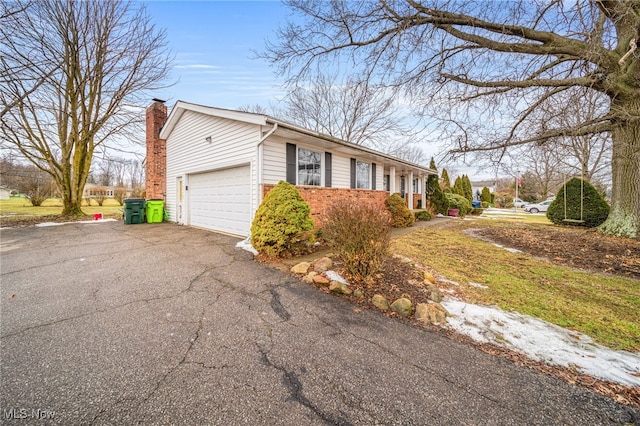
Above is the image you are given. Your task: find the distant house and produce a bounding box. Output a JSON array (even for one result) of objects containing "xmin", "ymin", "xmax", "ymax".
[
  {"xmin": 470, "ymin": 180, "xmax": 496, "ymax": 201},
  {"xmin": 82, "ymin": 184, "xmax": 133, "ymax": 199},
  {"xmin": 0, "ymin": 187, "xmax": 11, "ymax": 200},
  {"xmin": 146, "ymin": 100, "xmax": 436, "ymax": 237}
]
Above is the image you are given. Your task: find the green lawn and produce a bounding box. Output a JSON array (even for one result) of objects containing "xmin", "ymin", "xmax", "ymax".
[
  {"xmin": 478, "ymin": 209, "xmax": 552, "ymax": 224},
  {"xmin": 392, "ymin": 220, "xmax": 640, "ymax": 352},
  {"xmin": 0, "ymin": 197, "xmax": 124, "ymax": 219}
]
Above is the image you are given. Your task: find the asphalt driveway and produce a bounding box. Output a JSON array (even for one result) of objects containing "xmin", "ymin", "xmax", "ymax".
[{"xmin": 1, "ymin": 221, "xmax": 638, "ymax": 425}]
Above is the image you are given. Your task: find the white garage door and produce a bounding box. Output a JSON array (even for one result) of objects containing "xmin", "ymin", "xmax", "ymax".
[{"xmin": 188, "ymin": 166, "xmax": 251, "ymax": 236}]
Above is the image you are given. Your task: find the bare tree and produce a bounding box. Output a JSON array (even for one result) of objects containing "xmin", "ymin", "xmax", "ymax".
[
  {"xmin": 0, "ymin": 0, "xmax": 171, "ymax": 216},
  {"xmin": 0, "ymin": 1, "xmax": 58, "ymax": 119},
  {"xmin": 265, "ymin": 1, "xmax": 640, "ymax": 238},
  {"xmin": 242, "ymin": 74, "xmax": 427, "ymax": 164},
  {"xmin": 0, "ymin": 155, "xmax": 56, "ymax": 206},
  {"xmin": 516, "ymin": 145, "xmax": 564, "ymax": 200},
  {"xmin": 536, "ymin": 88, "xmax": 612, "ymax": 183}
]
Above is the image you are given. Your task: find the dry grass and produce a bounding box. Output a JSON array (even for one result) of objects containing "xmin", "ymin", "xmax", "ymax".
[{"xmin": 392, "ymin": 220, "xmax": 640, "ymax": 352}]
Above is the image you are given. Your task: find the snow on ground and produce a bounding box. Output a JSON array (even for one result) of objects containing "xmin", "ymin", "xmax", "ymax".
[
  {"xmin": 35, "ymin": 218, "xmax": 118, "ymax": 227},
  {"xmin": 236, "ymin": 237, "xmax": 258, "ymax": 255},
  {"xmin": 441, "ymin": 298, "xmax": 640, "ymax": 388}
]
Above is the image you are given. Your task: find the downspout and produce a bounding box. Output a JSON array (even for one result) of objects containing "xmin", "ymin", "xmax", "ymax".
[
  {"xmin": 256, "ymin": 122, "xmax": 278, "ymax": 208},
  {"xmin": 259, "ymin": 122, "xmax": 278, "ymax": 145}
]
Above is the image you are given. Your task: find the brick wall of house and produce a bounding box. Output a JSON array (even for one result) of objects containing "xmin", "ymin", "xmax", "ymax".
[
  {"xmin": 262, "ymin": 184, "xmax": 390, "ymax": 226},
  {"xmin": 413, "ymin": 194, "xmax": 423, "ymax": 209},
  {"xmin": 145, "ymin": 101, "xmax": 168, "ymax": 200}
]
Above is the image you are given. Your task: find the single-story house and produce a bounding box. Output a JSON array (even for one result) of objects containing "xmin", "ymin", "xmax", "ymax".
[
  {"xmin": 0, "ymin": 186, "xmax": 11, "ymax": 200},
  {"xmin": 471, "ymin": 180, "xmax": 496, "ymax": 201},
  {"xmin": 82, "ymin": 184, "xmax": 135, "ymax": 199},
  {"xmin": 147, "ymin": 100, "xmax": 436, "ymax": 237}
]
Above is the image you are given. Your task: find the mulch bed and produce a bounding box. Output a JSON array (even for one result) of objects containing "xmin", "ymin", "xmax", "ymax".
[{"xmin": 472, "ymin": 225, "xmax": 640, "ymax": 279}]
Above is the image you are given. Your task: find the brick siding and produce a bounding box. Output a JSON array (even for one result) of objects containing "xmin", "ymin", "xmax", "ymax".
[
  {"xmin": 262, "ymin": 184, "xmax": 390, "ymax": 226},
  {"xmin": 145, "ymin": 101, "xmax": 168, "ymax": 200}
]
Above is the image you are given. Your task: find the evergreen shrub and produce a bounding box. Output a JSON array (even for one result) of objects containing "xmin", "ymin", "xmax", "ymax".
[
  {"xmin": 445, "ymin": 193, "xmax": 472, "ymax": 217},
  {"xmin": 415, "ymin": 210, "xmax": 433, "ymax": 221},
  {"xmin": 250, "ymin": 181, "xmax": 314, "ymax": 257},
  {"xmin": 547, "ymin": 178, "xmax": 610, "ymax": 228},
  {"xmin": 385, "ymin": 193, "xmax": 415, "ymax": 227}
]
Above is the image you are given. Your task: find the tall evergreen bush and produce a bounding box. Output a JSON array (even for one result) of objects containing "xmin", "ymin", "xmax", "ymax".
[{"xmin": 546, "ymin": 178, "xmax": 610, "ymax": 228}]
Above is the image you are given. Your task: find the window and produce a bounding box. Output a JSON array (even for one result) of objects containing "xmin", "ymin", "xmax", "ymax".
[
  {"xmin": 383, "ymin": 174, "xmax": 390, "ymax": 191},
  {"xmin": 356, "ymin": 160, "xmax": 370, "ymax": 189},
  {"xmin": 298, "ymin": 148, "xmax": 321, "ymax": 186},
  {"xmin": 413, "ymin": 178, "xmax": 419, "ymax": 193}
]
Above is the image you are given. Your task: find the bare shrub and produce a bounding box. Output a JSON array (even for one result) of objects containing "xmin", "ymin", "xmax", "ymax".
[{"xmin": 322, "ymin": 201, "xmax": 392, "ymax": 283}]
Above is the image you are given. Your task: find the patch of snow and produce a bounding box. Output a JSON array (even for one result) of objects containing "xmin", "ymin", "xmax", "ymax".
[
  {"xmin": 235, "ymin": 237, "xmax": 258, "ymax": 255},
  {"xmin": 441, "ymin": 298, "xmax": 640, "ymax": 387},
  {"xmin": 325, "ymin": 270, "xmax": 348, "ymax": 284},
  {"xmin": 492, "ymin": 242, "xmax": 523, "ymax": 254},
  {"xmin": 35, "ymin": 218, "xmax": 118, "ymax": 227},
  {"xmin": 468, "ymin": 282, "xmax": 488, "ymax": 289},
  {"xmin": 436, "ymin": 275, "xmax": 460, "ymax": 286}
]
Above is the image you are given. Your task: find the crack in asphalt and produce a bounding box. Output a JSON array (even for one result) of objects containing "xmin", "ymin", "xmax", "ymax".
[
  {"xmin": 304, "ymin": 306, "xmax": 506, "ymax": 412},
  {"xmin": 269, "ymin": 288, "xmax": 291, "ymax": 321},
  {"xmin": 0, "ymin": 264, "xmax": 225, "ymax": 339},
  {"xmin": 257, "ymin": 346, "xmax": 353, "ymax": 426}
]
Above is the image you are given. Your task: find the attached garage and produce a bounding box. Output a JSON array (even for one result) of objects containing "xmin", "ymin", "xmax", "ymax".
[
  {"xmin": 153, "ymin": 101, "xmax": 436, "ymax": 238},
  {"xmin": 188, "ymin": 166, "xmax": 251, "ymax": 236}
]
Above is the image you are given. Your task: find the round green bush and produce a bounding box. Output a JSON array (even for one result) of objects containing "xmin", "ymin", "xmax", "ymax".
[
  {"xmin": 414, "ymin": 210, "xmax": 433, "ymax": 221},
  {"xmin": 547, "ymin": 178, "xmax": 610, "ymax": 227},
  {"xmin": 385, "ymin": 194, "xmax": 415, "ymax": 228},
  {"xmin": 444, "ymin": 192, "xmax": 472, "ymax": 217},
  {"xmin": 250, "ymin": 181, "xmax": 314, "ymax": 257}
]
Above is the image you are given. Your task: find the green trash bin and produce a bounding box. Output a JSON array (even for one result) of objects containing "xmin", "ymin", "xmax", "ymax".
[
  {"xmin": 146, "ymin": 199, "xmax": 164, "ymax": 223},
  {"xmin": 123, "ymin": 198, "xmax": 146, "ymax": 224}
]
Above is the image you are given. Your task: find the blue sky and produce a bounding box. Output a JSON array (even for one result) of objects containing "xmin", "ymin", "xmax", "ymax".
[
  {"xmin": 142, "ymin": 1, "xmax": 488, "ymax": 178},
  {"xmin": 145, "ymin": 1, "xmax": 289, "ymax": 109}
]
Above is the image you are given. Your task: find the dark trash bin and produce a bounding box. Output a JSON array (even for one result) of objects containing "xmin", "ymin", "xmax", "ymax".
[{"xmin": 123, "ymin": 198, "xmax": 146, "ymax": 224}]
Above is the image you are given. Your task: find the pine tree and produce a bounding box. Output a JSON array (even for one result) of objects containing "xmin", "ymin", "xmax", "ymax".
[
  {"xmin": 427, "ymin": 158, "xmax": 447, "ymax": 214},
  {"xmin": 462, "ymin": 175, "xmax": 473, "ymax": 203},
  {"xmin": 453, "ymin": 176, "xmax": 465, "ymax": 197},
  {"xmin": 481, "ymin": 187, "xmax": 492, "ymax": 204},
  {"xmin": 441, "ymin": 169, "xmax": 451, "ymax": 191}
]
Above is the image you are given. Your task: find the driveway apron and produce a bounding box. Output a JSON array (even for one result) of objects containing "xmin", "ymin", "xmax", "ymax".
[{"xmin": 1, "ymin": 222, "xmax": 638, "ymax": 425}]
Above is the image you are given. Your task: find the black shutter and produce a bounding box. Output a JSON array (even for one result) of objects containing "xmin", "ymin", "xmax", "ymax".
[
  {"xmin": 371, "ymin": 163, "xmax": 376, "ymax": 190},
  {"xmin": 350, "ymin": 158, "xmax": 356, "ymax": 189},
  {"xmin": 325, "ymin": 152, "xmax": 332, "ymax": 187},
  {"xmin": 286, "ymin": 143, "xmax": 296, "ymax": 184}
]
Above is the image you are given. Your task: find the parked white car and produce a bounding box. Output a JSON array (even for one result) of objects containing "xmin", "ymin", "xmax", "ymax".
[
  {"xmin": 513, "ymin": 198, "xmax": 527, "ymax": 208},
  {"xmin": 524, "ymin": 200, "xmax": 553, "ymax": 214}
]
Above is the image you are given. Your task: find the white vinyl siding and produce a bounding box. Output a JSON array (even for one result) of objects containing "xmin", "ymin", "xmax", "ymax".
[
  {"xmin": 331, "ymin": 155, "xmax": 351, "ymax": 188},
  {"xmin": 165, "ymin": 110, "xmax": 258, "ymax": 230},
  {"xmin": 262, "ymin": 139, "xmax": 286, "ymax": 184}
]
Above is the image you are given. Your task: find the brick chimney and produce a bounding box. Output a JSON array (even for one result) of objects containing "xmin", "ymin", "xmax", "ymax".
[{"xmin": 145, "ymin": 99, "xmax": 168, "ymax": 200}]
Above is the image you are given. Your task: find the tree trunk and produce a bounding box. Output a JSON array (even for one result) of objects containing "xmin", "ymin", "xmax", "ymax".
[
  {"xmin": 599, "ymin": 98, "xmax": 640, "ymax": 239},
  {"xmin": 60, "ymin": 142, "xmax": 94, "ymax": 217}
]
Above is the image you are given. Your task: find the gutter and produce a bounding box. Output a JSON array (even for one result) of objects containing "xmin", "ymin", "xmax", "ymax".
[{"xmin": 258, "ymin": 122, "xmax": 278, "ymax": 146}]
